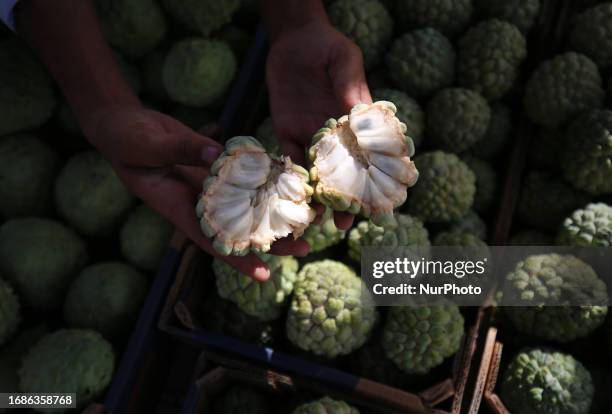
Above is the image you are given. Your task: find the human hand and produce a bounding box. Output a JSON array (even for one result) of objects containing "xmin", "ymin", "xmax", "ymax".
[
  {"xmin": 266, "ymin": 19, "xmax": 372, "ymax": 230},
  {"xmin": 83, "ymin": 105, "xmax": 309, "ymax": 281}
]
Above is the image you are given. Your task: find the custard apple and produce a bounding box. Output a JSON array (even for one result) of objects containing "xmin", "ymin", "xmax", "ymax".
[
  {"xmin": 464, "ymin": 156, "xmax": 497, "ymax": 212},
  {"xmin": 0, "ymin": 135, "xmax": 60, "ymax": 219},
  {"xmin": 328, "ymin": 0, "xmax": 393, "ymax": 69},
  {"xmin": 557, "ymin": 203, "xmax": 612, "ymax": 247},
  {"xmin": 570, "ymin": 4, "xmax": 612, "ymax": 71},
  {"xmin": 161, "ymin": 0, "xmax": 240, "ymax": 36},
  {"xmin": 163, "ymin": 38, "xmax": 237, "ymax": 107},
  {"xmin": 120, "ymin": 204, "xmax": 173, "ymax": 271},
  {"xmin": 457, "ymin": 19, "xmax": 527, "ymax": 101},
  {"xmin": 524, "ymin": 52, "xmax": 604, "ymax": 128},
  {"xmin": 293, "ymin": 397, "xmax": 359, "ymax": 414},
  {"xmin": 347, "ymin": 214, "xmax": 430, "ymax": 262},
  {"xmin": 0, "ymin": 218, "xmax": 88, "ymax": 310},
  {"xmin": 475, "ymin": 0, "xmax": 540, "ymax": 33},
  {"xmin": 255, "ymin": 117, "xmax": 279, "ymax": 155},
  {"xmin": 385, "ymin": 28, "xmax": 455, "ymax": 98},
  {"xmin": 501, "ymin": 348, "xmax": 593, "ymax": 414},
  {"xmin": 212, "ymin": 385, "xmax": 270, "ymax": 414},
  {"xmin": 286, "ymin": 260, "xmax": 377, "ymax": 358},
  {"xmin": 382, "ymin": 304, "xmax": 464, "ymax": 375},
  {"xmin": 0, "ymin": 278, "xmax": 19, "ymax": 346},
  {"xmin": 563, "ymin": 109, "xmax": 612, "ymax": 196},
  {"xmin": 469, "ymin": 103, "xmax": 512, "ymax": 159},
  {"xmin": 302, "ymin": 207, "xmax": 346, "ymax": 253},
  {"xmin": 508, "ymin": 230, "xmax": 553, "ymax": 246},
  {"xmin": 197, "ymin": 136, "xmax": 315, "ymax": 256},
  {"xmin": 64, "ymin": 262, "xmax": 148, "ymax": 339},
  {"xmin": 308, "ymin": 101, "xmax": 418, "ymax": 224},
  {"xmin": 19, "ymin": 329, "xmax": 114, "ymax": 413},
  {"xmin": 373, "ymin": 88, "xmax": 424, "ymax": 147},
  {"xmin": 213, "ymin": 254, "xmax": 299, "ymax": 321},
  {"xmin": 54, "ymin": 151, "xmax": 135, "ymax": 237},
  {"xmin": 427, "ymin": 88, "xmax": 491, "ymax": 154},
  {"xmin": 395, "ymin": 0, "xmax": 473, "ymax": 37},
  {"xmin": 501, "ymin": 254, "xmax": 608, "ymax": 342},
  {"xmin": 406, "ymin": 151, "xmax": 476, "ymax": 223},
  {"xmin": 433, "ymin": 231, "xmax": 487, "ymax": 247},
  {"xmin": 449, "ymin": 210, "xmax": 487, "ymax": 240}
]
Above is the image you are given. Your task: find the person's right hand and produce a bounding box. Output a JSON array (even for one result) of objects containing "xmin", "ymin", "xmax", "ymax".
[{"xmin": 81, "ymin": 105, "xmax": 310, "ymax": 281}]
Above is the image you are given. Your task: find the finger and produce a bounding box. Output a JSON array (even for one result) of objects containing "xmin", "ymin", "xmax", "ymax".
[
  {"xmin": 159, "ymin": 130, "xmax": 223, "ymax": 167},
  {"xmin": 310, "ymin": 203, "xmax": 325, "ymax": 225},
  {"xmin": 269, "ymin": 237, "xmax": 310, "ymax": 257},
  {"xmin": 330, "ymin": 44, "xmax": 373, "ymax": 112},
  {"xmin": 174, "ymin": 165, "xmax": 208, "ymax": 191},
  {"xmin": 334, "ymin": 211, "xmax": 355, "ymax": 230}
]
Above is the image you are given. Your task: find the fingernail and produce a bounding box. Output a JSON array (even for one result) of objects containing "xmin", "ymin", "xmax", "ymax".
[
  {"xmin": 202, "ymin": 146, "xmax": 222, "ymax": 164},
  {"xmin": 254, "ymin": 266, "xmax": 270, "ymax": 281}
]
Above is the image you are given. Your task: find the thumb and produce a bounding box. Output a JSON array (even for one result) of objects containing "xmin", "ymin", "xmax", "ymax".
[{"xmin": 330, "ymin": 43, "xmax": 373, "ymax": 112}]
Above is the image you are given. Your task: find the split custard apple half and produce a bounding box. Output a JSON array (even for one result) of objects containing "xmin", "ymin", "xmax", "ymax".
[
  {"xmin": 309, "ymin": 101, "xmax": 419, "ymax": 224},
  {"xmin": 197, "ymin": 136, "xmax": 316, "ymax": 256}
]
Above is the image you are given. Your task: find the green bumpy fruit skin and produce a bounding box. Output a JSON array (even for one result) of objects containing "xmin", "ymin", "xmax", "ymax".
[
  {"xmin": 570, "ymin": 4, "xmax": 612, "ymax": 71},
  {"xmin": 161, "ymin": 0, "xmax": 240, "ymax": 36},
  {"xmin": 213, "ymin": 254, "xmax": 299, "ymax": 321},
  {"xmin": 303, "ymin": 208, "xmax": 346, "ymax": 253},
  {"xmin": 212, "ymin": 385, "xmax": 270, "ymax": 414},
  {"xmin": 286, "ymin": 260, "xmax": 377, "ymax": 358},
  {"xmin": 64, "ymin": 262, "xmax": 148, "ymax": 339},
  {"xmin": 328, "ymin": 0, "xmax": 393, "ymax": 69},
  {"xmin": 0, "ymin": 278, "xmax": 20, "ymax": 346},
  {"xmin": 385, "ymin": 28, "xmax": 455, "ymax": 98},
  {"xmin": 475, "ymin": 0, "xmax": 541, "ymax": 33},
  {"xmin": 469, "ymin": 103, "xmax": 512, "ymax": 159},
  {"xmin": 426, "ymin": 88, "xmax": 491, "ymax": 153},
  {"xmin": 0, "ymin": 135, "xmax": 60, "ymax": 219},
  {"xmin": 463, "ymin": 156, "xmax": 497, "ymax": 212},
  {"xmin": 502, "ymin": 254, "xmax": 608, "ymax": 342},
  {"xmin": 406, "ymin": 151, "xmax": 476, "ymax": 223},
  {"xmin": 563, "ymin": 109, "xmax": 612, "ymax": 196},
  {"xmin": 54, "ymin": 151, "xmax": 135, "ymax": 237},
  {"xmin": 19, "ymin": 329, "xmax": 115, "ymax": 413},
  {"xmin": 557, "ymin": 203, "xmax": 612, "ymax": 247},
  {"xmin": 395, "ymin": 0, "xmax": 473, "ymax": 37},
  {"xmin": 517, "ymin": 171, "xmax": 589, "ymax": 231},
  {"xmin": 95, "ymin": 0, "xmax": 167, "ymax": 59},
  {"xmin": 382, "ymin": 305, "xmax": 464, "ymax": 375},
  {"xmin": 120, "ymin": 204, "xmax": 173, "ymax": 271},
  {"xmin": 449, "ymin": 210, "xmax": 487, "ymax": 240},
  {"xmin": 163, "ymin": 38, "xmax": 237, "ymax": 108},
  {"xmin": 433, "ymin": 231, "xmax": 487, "ymax": 247},
  {"xmin": 524, "ymin": 52, "xmax": 604, "ymax": 128},
  {"xmin": 501, "ymin": 348, "xmax": 593, "ymax": 414},
  {"xmin": 293, "ymin": 397, "xmax": 359, "ymax": 414},
  {"xmin": 348, "ymin": 214, "xmax": 430, "ymax": 262},
  {"xmin": 373, "ymin": 88, "xmax": 424, "ymax": 147},
  {"xmin": 0, "ymin": 218, "xmax": 88, "ymax": 310},
  {"xmin": 457, "ymin": 19, "xmax": 527, "ymax": 101}
]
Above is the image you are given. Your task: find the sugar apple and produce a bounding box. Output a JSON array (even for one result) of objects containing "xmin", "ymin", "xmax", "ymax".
[
  {"xmin": 524, "ymin": 52, "xmax": 604, "ymax": 128},
  {"xmin": 293, "ymin": 397, "xmax": 359, "ymax": 414},
  {"xmin": 517, "ymin": 171, "xmax": 589, "ymax": 231},
  {"xmin": 557, "ymin": 203, "xmax": 612, "ymax": 247},
  {"xmin": 0, "ymin": 278, "xmax": 19, "ymax": 346},
  {"xmin": 95, "ymin": 0, "xmax": 167, "ymax": 59},
  {"xmin": 120, "ymin": 204, "xmax": 173, "ymax": 271},
  {"xmin": 373, "ymin": 88, "xmax": 424, "ymax": 147},
  {"xmin": 0, "ymin": 135, "xmax": 60, "ymax": 219},
  {"xmin": 64, "ymin": 262, "xmax": 148, "ymax": 339},
  {"xmin": 563, "ymin": 109, "xmax": 612, "ymax": 196},
  {"xmin": 395, "ymin": 0, "xmax": 473, "ymax": 37},
  {"xmin": 508, "ymin": 230, "xmax": 553, "ymax": 246},
  {"xmin": 161, "ymin": 0, "xmax": 240, "ymax": 36},
  {"xmin": 469, "ymin": 103, "xmax": 512, "ymax": 159},
  {"xmin": 385, "ymin": 28, "xmax": 455, "ymax": 98},
  {"xmin": 308, "ymin": 101, "xmax": 418, "ymax": 224},
  {"xmin": 426, "ymin": 88, "xmax": 491, "ymax": 153},
  {"xmin": 286, "ymin": 260, "xmax": 377, "ymax": 358},
  {"xmin": 212, "ymin": 385, "xmax": 270, "ymax": 414},
  {"xmin": 255, "ymin": 117, "xmax": 279, "ymax": 155},
  {"xmin": 162, "ymin": 38, "xmax": 237, "ymax": 107},
  {"xmin": 197, "ymin": 136, "xmax": 316, "ymax": 256},
  {"xmin": 213, "ymin": 254, "xmax": 298, "ymax": 321},
  {"xmin": 347, "ymin": 214, "xmax": 430, "ymax": 262},
  {"xmin": 328, "ymin": 0, "xmax": 393, "ymax": 69},
  {"xmin": 457, "ymin": 19, "xmax": 527, "ymax": 101},
  {"xmin": 433, "ymin": 231, "xmax": 488, "ymax": 247},
  {"xmin": 529, "ymin": 128, "xmax": 563, "ymax": 171},
  {"xmin": 0, "ymin": 218, "xmax": 88, "ymax": 309},
  {"xmin": 54, "ymin": 151, "xmax": 136, "ymax": 237},
  {"xmin": 475, "ymin": 0, "xmax": 540, "ymax": 33},
  {"xmin": 19, "ymin": 329, "xmax": 114, "ymax": 412},
  {"xmin": 141, "ymin": 47, "xmax": 168, "ymax": 102},
  {"xmin": 570, "ymin": 4, "xmax": 612, "ymax": 71},
  {"xmin": 405, "ymin": 151, "xmax": 476, "ymax": 223},
  {"xmin": 463, "ymin": 156, "xmax": 497, "ymax": 212},
  {"xmin": 501, "ymin": 254, "xmax": 608, "ymax": 342},
  {"xmin": 302, "ymin": 207, "xmax": 346, "ymax": 253},
  {"xmin": 449, "ymin": 210, "xmax": 487, "ymax": 240},
  {"xmin": 501, "ymin": 348, "xmax": 593, "ymax": 414},
  {"xmin": 382, "ymin": 304, "xmax": 464, "ymax": 375},
  {"xmin": 0, "ymin": 39, "xmax": 56, "ymax": 136}
]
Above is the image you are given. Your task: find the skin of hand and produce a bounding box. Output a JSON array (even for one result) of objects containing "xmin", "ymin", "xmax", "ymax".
[{"xmin": 264, "ymin": 9, "xmax": 372, "ymax": 230}]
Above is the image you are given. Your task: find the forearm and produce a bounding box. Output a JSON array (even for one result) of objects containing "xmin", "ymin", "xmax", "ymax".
[
  {"xmin": 14, "ymin": 0, "xmax": 139, "ymax": 134},
  {"xmin": 259, "ymin": 0, "xmax": 328, "ymax": 43}
]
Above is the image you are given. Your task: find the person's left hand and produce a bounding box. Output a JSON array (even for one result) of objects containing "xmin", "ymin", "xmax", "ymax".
[{"xmin": 266, "ymin": 19, "xmax": 372, "ymax": 230}]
